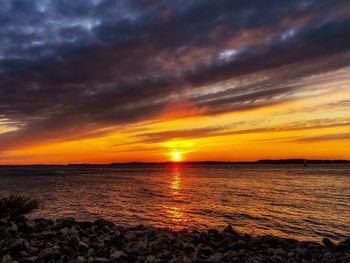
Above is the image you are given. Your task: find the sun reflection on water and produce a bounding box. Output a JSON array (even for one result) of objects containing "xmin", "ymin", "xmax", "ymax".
[
  {"xmin": 171, "ymin": 168, "xmax": 181, "ymax": 193},
  {"xmin": 164, "ymin": 166, "xmax": 185, "ymax": 227}
]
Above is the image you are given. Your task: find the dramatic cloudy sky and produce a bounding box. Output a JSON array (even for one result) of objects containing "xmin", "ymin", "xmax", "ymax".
[{"xmin": 0, "ymin": 0, "xmax": 350, "ymax": 163}]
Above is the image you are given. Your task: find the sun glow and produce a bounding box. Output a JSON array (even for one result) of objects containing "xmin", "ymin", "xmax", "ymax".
[{"xmin": 172, "ymin": 152, "xmax": 182, "ymax": 162}]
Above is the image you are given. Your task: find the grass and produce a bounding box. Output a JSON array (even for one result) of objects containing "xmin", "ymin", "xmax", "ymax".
[{"xmin": 0, "ymin": 195, "xmax": 39, "ymax": 218}]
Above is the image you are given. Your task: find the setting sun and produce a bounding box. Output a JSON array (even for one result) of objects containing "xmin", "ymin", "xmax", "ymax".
[{"xmin": 172, "ymin": 152, "xmax": 182, "ymax": 162}]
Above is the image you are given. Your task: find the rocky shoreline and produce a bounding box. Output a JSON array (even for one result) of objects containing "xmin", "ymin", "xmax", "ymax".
[{"xmin": 0, "ymin": 216, "xmax": 349, "ymax": 263}]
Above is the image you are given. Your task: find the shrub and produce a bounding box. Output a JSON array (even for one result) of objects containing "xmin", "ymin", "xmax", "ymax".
[{"xmin": 0, "ymin": 195, "xmax": 39, "ymax": 218}]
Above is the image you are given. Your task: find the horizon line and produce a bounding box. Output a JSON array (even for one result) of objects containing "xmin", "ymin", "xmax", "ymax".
[{"xmin": 1, "ymin": 159, "xmax": 350, "ymax": 166}]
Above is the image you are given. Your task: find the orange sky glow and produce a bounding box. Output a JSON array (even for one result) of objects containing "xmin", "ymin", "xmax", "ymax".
[{"xmin": 1, "ymin": 65, "xmax": 349, "ymax": 164}]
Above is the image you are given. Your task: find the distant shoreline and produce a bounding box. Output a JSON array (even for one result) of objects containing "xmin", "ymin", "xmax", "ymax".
[
  {"xmin": 1, "ymin": 159, "xmax": 350, "ymax": 166},
  {"xmin": 109, "ymin": 159, "xmax": 350, "ymax": 165}
]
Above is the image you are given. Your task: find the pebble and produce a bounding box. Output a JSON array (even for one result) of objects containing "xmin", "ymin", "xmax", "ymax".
[
  {"xmin": 93, "ymin": 257, "xmax": 110, "ymax": 263},
  {"xmin": 111, "ymin": 250, "xmax": 125, "ymax": 259},
  {"xmin": 323, "ymin": 237, "xmax": 336, "ymax": 248},
  {"xmin": 0, "ymin": 216, "xmax": 348, "ymax": 263},
  {"xmin": 79, "ymin": 241, "xmax": 89, "ymax": 249}
]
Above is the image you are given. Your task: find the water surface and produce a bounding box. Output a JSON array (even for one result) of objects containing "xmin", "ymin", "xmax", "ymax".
[{"xmin": 0, "ymin": 164, "xmax": 349, "ymax": 242}]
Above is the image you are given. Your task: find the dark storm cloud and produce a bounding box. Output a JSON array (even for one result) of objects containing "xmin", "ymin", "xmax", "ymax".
[
  {"xmin": 296, "ymin": 132, "xmax": 350, "ymax": 143},
  {"xmin": 1, "ymin": 0, "xmax": 350, "ymax": 150},
  {"xmin": 130, "ymin": 118, "xmax": 350, "ymax": 144}
]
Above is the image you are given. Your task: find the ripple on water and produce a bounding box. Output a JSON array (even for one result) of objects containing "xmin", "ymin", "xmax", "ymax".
[{"xmin": 1, "ymin": 164, "xmax": 349, "ymax": 242}]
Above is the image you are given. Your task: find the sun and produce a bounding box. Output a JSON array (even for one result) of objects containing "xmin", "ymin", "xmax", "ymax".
[{"xmin": 172, "ymin": 152, "xmax": 182, "ymax": 162}]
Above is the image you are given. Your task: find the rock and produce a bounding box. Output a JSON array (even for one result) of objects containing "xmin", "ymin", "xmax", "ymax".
[
  {"xmin": 1, "ymin": 255, "xmax": 12, "ymax": 263},
  {"xmin": 7, "ymin": 222, "xmax": 18, "ymax": 233},
  {"xmin": 208, "ymin": 253, "xmax": 223, "ymax": 262},
  {"xmin": 38, "ymin": 247, "xmax": 55, "ymax": 259},
  {"xmin": 0, "ymin": 218, "xmax": 8, "ymax": 225},
  {"xmin": 125, "ymin": 231, "xmax": 136, "ymax": 241},
  {"xmin": 132, "ymin": 240, "xmax": 148, "ymax": 254},
  {"xmin": 56, "ymin": 217, "xmax": 76, "ymax": 227},
  {"xmin": 198, "ymin": 245, "xmax": 214, "ymax": 257},
  {"xmin": 52, "ymin": 244, "xmax": 60, "ymax": 250},
  {"xmin": 258, "ymin": 235, "xmax": 283, "ymax": 247},
  {"xmin": 339, "ymin": 254, "xmax": 350, "ymax": 262},
  {"xmin": 223, "ymin": 224, "xmax": 236, "ymax": 234},
  {"xmin": 93, "ymin": 257, "xmax": 110, "ymax": 263},
  {"xmin": 183, "ymin": 243, "xmax": 196, "ymax": 254},
  {"xmin": 10, "ymin": 238, "xmax": 30, "ymax": 252},
  {"xmin": 87, "ymin": 248, "xmax": 95, "ymax": 257},
  {"xmin": 168, "ymin": 258, "xmax": 182, "ymax": 263},
  {"xmin": 269, "ymin": 255, "xmax": 284, "ymax": 263},
  {"xmin": 111, "ymin": 250, "xmax": 126, "ymax": 259},
  {"xmin": 283, "ymin": 238, "xmax": 299, "ymax": 245},
  {"xmin": 19, "ymin": 251, "xmax": 30, "ymax": 257},
  {"xmin": 324, "ymin": 252, "xmax": 332, "ymax": 257},
  {"xmin": 183, "ymin": 256, "xmax": 193, "ymax": 263},
  {"xmin": 18, "ymin": 257, "xmax": 38, "ymax": 263},
  {"xmin": 59, "ymin": 227, "xmax": 70, "ymax": 236},
  {"xmin": 269, "ymin": 248, "xmax": 286, "ymax": 256},
  {"xmin": 337, "ymin": 238, "xmax": 350, "ymax": 251},
  {"xmin": 79, "ymin": 221, "xmax": 93, "ymax": 229},
  {"xmin": 93, "ymin": 218, "xmax": 115, "ymax": 228},
  {"xmin": 69, "ymin": 234, "xmax": 80, "ymax": 246},
  {"xmin": 90, "ymin": 237, "xmax": 104, "ymax": 248},
  {"xmin": 208, "ymin": 229, "xmax": 220, "ymax": 238},
  {"xmin": 79, "ymin": 241, "xmax": 89, "ymax": 249},
  {"xmin": 27, "ymin": 246, "xmax": 39, "ymax": 255},
  {"xmin": 287, "ymin": 252, "xmax": 295, "ymax": 257},
  {"xmin": 160, "ymin": 250, "xmax": 172, "ymax": 259},
  {"xmin": 322, "ymin": 238, "xmax": 335, "ymax": 248},
  {"xmin": 1, "ymin": 216, "xmax": 349, "ymax": 263},
  {"xmin": 144, "ymin": 255, "xmax": 156, "ymax": 263},
  {"xmin": 233, "ymin": 239, "xmax": 248, "ymax": 249},
  {"xmin": 296, "ymin": 247, "xmax": 308, "ymax": 256}
]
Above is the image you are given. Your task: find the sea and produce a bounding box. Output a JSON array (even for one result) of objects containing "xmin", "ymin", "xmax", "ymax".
[{"xmin": 0, "ymin": 164, "xmax": 349, "ymax": 242}]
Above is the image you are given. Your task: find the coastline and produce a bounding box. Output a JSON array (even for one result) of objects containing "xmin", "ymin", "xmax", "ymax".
[{"xmin": 1, "ymin": 216, "xmax": 349, "ymax": 263}]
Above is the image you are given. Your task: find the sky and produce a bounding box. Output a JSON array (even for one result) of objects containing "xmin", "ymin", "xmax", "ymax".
[{"xmin": 0, "ymin": 0, "xmax": 350, "ymax": 164}]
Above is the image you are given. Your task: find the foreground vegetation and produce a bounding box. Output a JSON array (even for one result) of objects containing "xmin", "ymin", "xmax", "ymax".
[{"xmin": 0, "ymin": 195, "xmax": 39, "ymax": 218}]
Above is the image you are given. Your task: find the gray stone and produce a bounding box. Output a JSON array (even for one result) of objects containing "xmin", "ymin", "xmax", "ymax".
[
  {"xmin": 198, "ymin": 245, "xmax": 214, "ymax": 256},
  {"xmin": 93, "ymin": 258, "xmax": 110, "ymax": 263},
  {"xmin": 183, "ymin": 256, "xmax": 192, "ymax": 263},
  {"xmin": 296, "ymin": 247, "xmax": 307, "ymax": 256},
  {"xmin": 87, "ymin": 248, "xmax": 95, "ymax": 257},
  {"xmin": 269, "ymin": 248, "xmax": 286, "ymax": 256},
  {"xmin": 269, "ymin": 255, "xmax": 284, "ymax": 263},
  {"xmin": 111, "ymin": 250, "xmax": 126, "ymax": 259},
  {"xmin": 287, "ymin": 252, "xmax": 295, "ymax": 257},
  {"xmin": 208, "ymin": 253, "xmax": 223, "ymax": 262},
  {"xmin": 56, "ymin": 217, "xmax": 76, "ymax": 227},
  {"xmin": 38, "ymin": 247, "xmax": 54, "ymax": 259},
  {"xmin": 8, "ymin": 222, "xmax": 18, "ymax": 233},
  {"xmin": 79, "ymin": 241, "xmax": 89, "ymax": 249},
  {"xmin": 322, "ymin": 238, "xmax": 335, "ymax": 248},
  {"xmin": 1, "ymin": 255, "xmax": 12, "ymax": 263},
  {"xmin": 144, "ymin": 255, "xmax": 156, "ymax": 263},
  {"xmin": 18, "ymin": 257, "xmax": 38, "ymax": 263}
]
